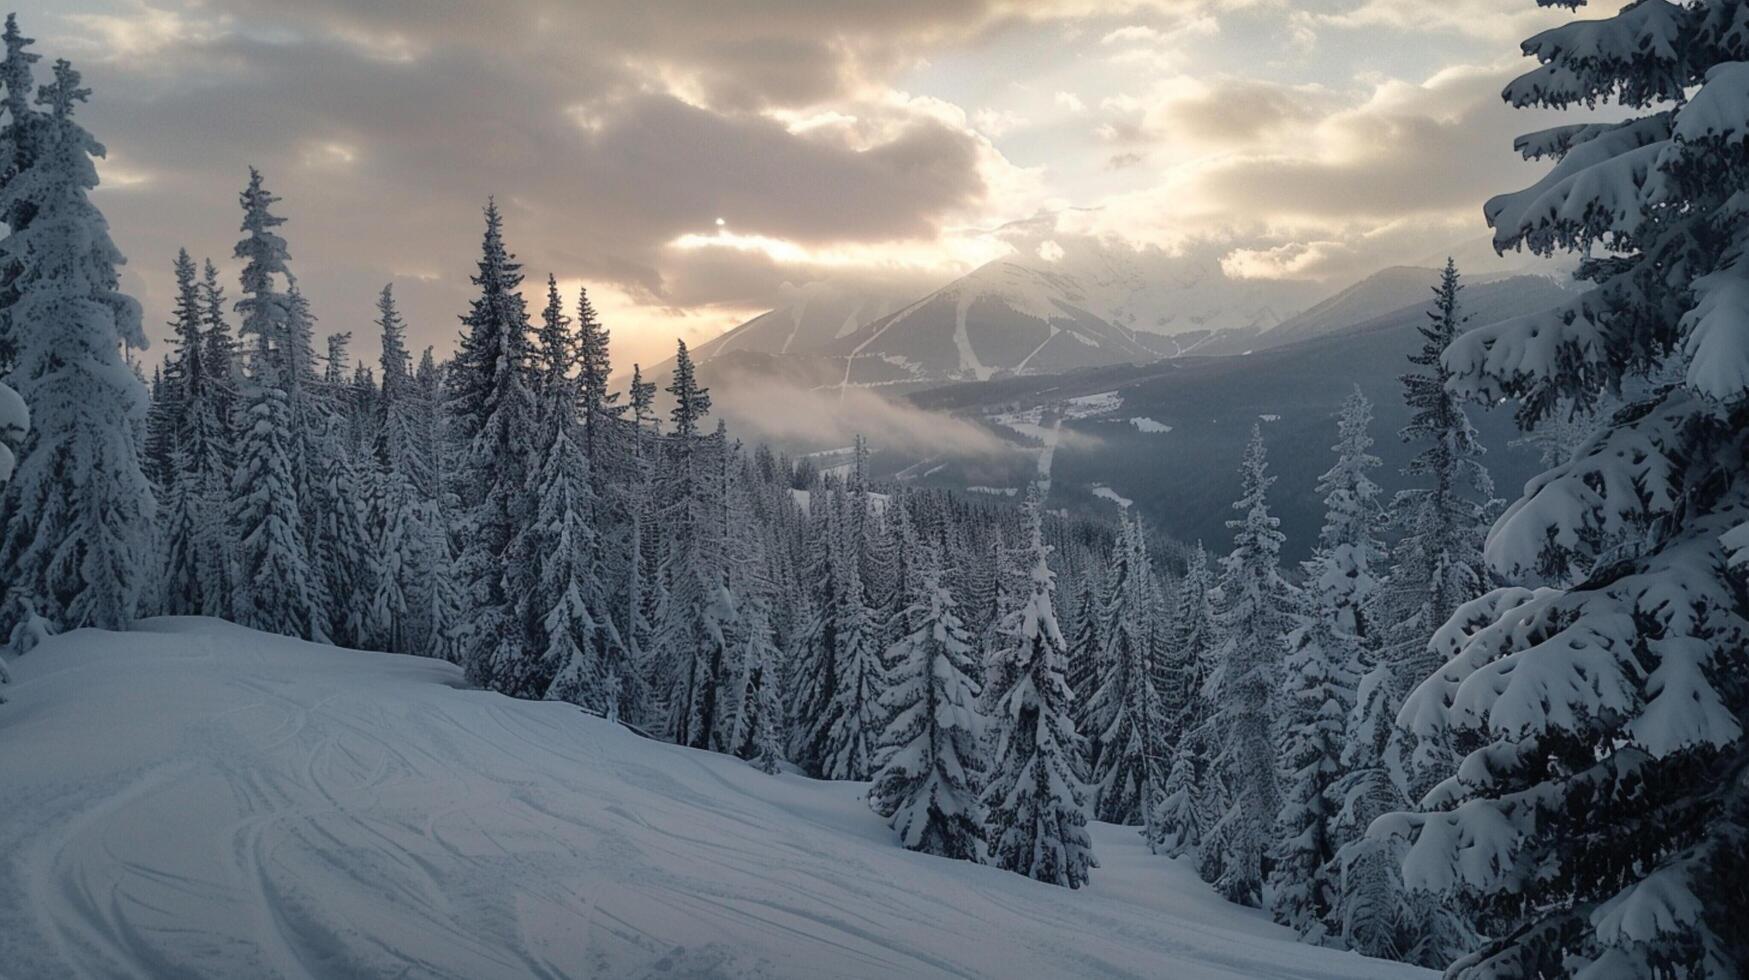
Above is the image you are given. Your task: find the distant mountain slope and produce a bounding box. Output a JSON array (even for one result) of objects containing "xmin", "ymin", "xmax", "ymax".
[
  {"xmin": 1261, "ymin": 266, "xmax": 1573, "ymax": 349},
  {"xmin": 829, "ymin": 260, "xmax": 1162, "ymax": 385},
  {"xmin": 905, "ymin": 273, "xmax": 1575, "ymax": 561},
  {"xmin": 0, "ymin": 619, "xmax": 1429, "ymax": 980},
  {"xmin": 1262, "ymin": 266, "xmax": 1445, "ymax": 348},
  {"xmin": 691, "ymin": 280, "xmax": 917, "ymax": 364}
]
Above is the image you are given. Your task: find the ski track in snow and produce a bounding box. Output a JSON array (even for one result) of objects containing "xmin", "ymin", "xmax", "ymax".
[
  {"xmin": 0, "ymin": 620, "xmax": 1429, "ymax": 980},
  {"xmin": 952, "ymin": 292, "xmax": 994, "ymax": 382}
]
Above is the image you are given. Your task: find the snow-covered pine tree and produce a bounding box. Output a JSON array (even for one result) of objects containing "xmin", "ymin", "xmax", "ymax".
[
  {"xmin": 0, "ymin": 13, "xmax": 40, "ymax": 380},
  {"xmin": 869, "ymin": 540, "xmax": 984, "ymax": 861},
  {"xmin": 1331, "ymin": 660, "xmax": 1415, "ymax": 960},
  {"xmin": 1372, "ymin": 6, "xmax": 1749, "ymax": 974},
  {"xmin": 199, "ymin": 258, "xmax": 237, "ymax": 411},
  {"xmin": 1084, "ymin": 511, "xmax": 1165, "ymax": 827},
  {"xmin": 415, "ymin": 348, "xmax": 462, "ymax": 663},
  {"xmin": 806, "ymin": 486, "xmax": 885, "ymax": 778},
  {"xmin": 666, "ymin": 339, "xmax": 709, "ymax": 439},
  {"xmin": 156, "ymin": 248, "xmax": 233, "ymax": 617},
  {"xmin": 574, "ymin": 284, "xmax": 620, "ymax": 467},
  {"xmin": 308, "ymin": 330, "xmax": 373, "ymax": 648},
  {"xmin": 445, "ymin": 201, "xmax": 539, "ymax": 694},
  {"xmin": 652, "ymin": 351, "xmax": 735, "ymax": 748},
  {"xmin": 363, "ymin": 284, "xmax": 425, "ymax": 653},
  {"xmin": 532, "ymin": 394, "xmax": 605, "ymax": 710},
  {"xmin": 0, "ymin": 373, "xmax": 21, "ymax": 487},
  {"xmin": 0, "ymin": 57, "xmax": 155, "ymax": 642},
  {"xmin": 1270, "ymin": 387, "xmax": 1381, "ymax": 939},
  {"xmin": 749, "ymin": 602, "xmax": 787, "ymax": 775},
  {"xmin": 614, "ymin": 361, "xmax": 660, "ymax": 724},
  {"xmin": 1067, "ymin": 565, "xmax": 1108, "ymax": 778},
  {"xmin": 1154, "ymin": 542, "xmax": 1221, "ymax": 855},
  {"xmin": 1381, "ymin": 260, "xmax": 1496, "ymax": 801},
  {"xmin": 1201, "ymin": 424, "xmax": 1291, "ymax": 907},
  {"xmin": 525, "ymin": 275, "xmax": 609, "ymax": 713},
  {"xmin": 226, "ymin": 167, "xmax": 324, "ymax": 640},
  {"xmin": 980, "ymin": 485, "xmax": 1095, "ymax": 889}
]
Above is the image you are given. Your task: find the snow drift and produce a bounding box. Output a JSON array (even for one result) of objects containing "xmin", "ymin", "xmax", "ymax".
[{"xmin": 0, "ymin": 619, "xmax": 1426, "ymax": 979}]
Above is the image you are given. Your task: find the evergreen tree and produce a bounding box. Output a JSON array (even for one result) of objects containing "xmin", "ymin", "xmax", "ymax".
[
  {"xmin": 1202, "ymin": 424, "xmax": 1291, "ymax": 907},
  {"xmin": 1374, "ymin": 11, "xmax": 1749, "ymax": 970},
  {"xmin": 445, "ymin": 201, "xmax": 539, "ymax": 694},
  {"xmin": 980, "ymin": 486, "xmax": 1095, "ymax": 889},
  {"xmin": 574, "ymin": 284, "xmax": 619, "ymax": 466},
  {"xmin": 1154, "ymin": 543, "xmax": 1221, "ymax": 856},
  {"xmin": 0, "ymin": 373, "xmax": 22, "ymax": 486},
  {"xmin": 157, "ymin": 249, "xmax": 233, "ymax": 617},
  {"xmin": 199, "ymin": 258, "xmax": 237, "ymax": 414},
  {"xmin": 1084, "ymin": 511, "xmax": 1165, "ymax": 827},
  {"xmin": 225, "ymin": 167, "xmax": 324, "ymax": 639},
  {"xmin": 0, "ymin": 13, "xmax": 40, "ymax": 378},
  {"xmin": 1381, "ymin": 260, "xmax": 1496, "ymax": 801},
  {"xmin": 310, "ymin": 412, "xmax": 375, "ymax": 647},
  {"xmin": 1067, "ymin": 567, "xmax": 1108, "ymax": 778},
  {"xmin": 1271, "ymin": 388, "xmax": 1381, "ymax": 939},
  {"xmin": 870, "ymin": 542, "xmax": 984, "ymax": 861},
  {"xmin": 0, "ymin": 57, "xmax": 155, "ymax": 641},
  {"xmin": 364, "ymin": 285, "xmax": 426, "ymax": 653},
  {"xmin": 532, "ymin": 392, "xmax": 604, "ymax": 710},
  {"xmin": 805, "ymin": 487, "xmax": 884, "ymax": 778},
  {"xmin": 1332, "ymin": 662, "xmax": 1415, "ymax": 960},
  {"xmin": 666, "ymin": 339, "xmax": 710, "ymax": 438}
]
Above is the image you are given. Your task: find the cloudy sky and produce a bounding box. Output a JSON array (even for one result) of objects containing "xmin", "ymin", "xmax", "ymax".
[{"xmin": 25, "ymin": 0, "xmax": 1574, "ymax": 371}]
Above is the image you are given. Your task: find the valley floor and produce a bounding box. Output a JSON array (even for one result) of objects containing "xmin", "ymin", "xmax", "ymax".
[{"xmin": 0, "ymin": 619, "xmax": 1427, "ymax": 979}]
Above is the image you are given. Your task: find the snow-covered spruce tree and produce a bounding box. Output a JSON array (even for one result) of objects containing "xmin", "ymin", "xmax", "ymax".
[
  {"xmin": 1269, "ymin": 387, "xmax": 1380, "ymax": 940},
  {"xmin": 749, "ymin": 602, "xmax": 787, "ymax": 775},
  {"xmin": 653, "ymin": 352, "xmax": 735, "ymax": 748},
  {"xmin": 1332, "ymin": 659, "xmax": 1417, "ymax": 961},
  {"xmin": 157, "ymin": 248, "xmax": 233, "ymax": 617},
  {"xmin": 614, "ymin": 361, "xmax": 660, "ymax": 724},
  {"xmin": 364, "ymin": 284, "xmax": 423, "ymax": 653},
  {"xmin": 415, "ymin": 349, "xmax": 463, "ymax": 664},
  {"xmin": 1085, "ymin": 511, "xmax": 1166, "ymax": 827},
  {"xmin": 981, "ymin": 485, "xmax": 1095, "ymax": 889},
  {"xmin": 1154, "ymin": 542, "xmax": 1222, "ymax": 856},
  {"xmin": 574, "ymin": 284, "xmax": 620, "ymax": 467},
  {"xmin": 1066, "ymin": 565, "xmax": 1107, "ymax": 750},
  {"xmin": 445, "ymin": 201, "xmax": 538, "ymax": 694},
  {"xmin": 0, "ymin": 58, "xmax": 155, "ymax": 642},
  {"xmin": 526, "ymin": 277, "xmax": 609, "ymax": 714},
  {"xmin": 807, "ymin": 486, "xmax": 885, "ymax": 778},
  {"xmin": 1202, "ymin": 424, "xmax": 1291, "ymax": 907},
  {"xmin": 0, "ymin": 13, "xmax": 40, "ymax": 379},
  {"xmin": 0, "ymin": 366, "xmax": 20, "ymax": 692},
  {"xmin": 1381, "ymin": 259, "xmax": 1497, "ymax": 801},
  {"xmin": 0, "ymin": 374, "xmax": 21, "ymax": 486},
  {"xmin": 1371, "ymin": 6, "xmax": 1749, "ymax": 975},
  {"xmin": 309, "ymin": 407, "xmax": 376, "ymax": 647},
  {"xmin": 869, "ymin": 541, "xmax": 985, "ymax": 861},
  {"xmin": 226, "ymin": 167, "xmax": 324, "ymax": 640}
]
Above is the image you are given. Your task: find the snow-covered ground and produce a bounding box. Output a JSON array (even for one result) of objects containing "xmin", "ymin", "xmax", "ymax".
[
  {"xmin": 0, "ymin": 620, "xmax": 1427, "ymax": 979},
  {"xmin": 1090, "ymin": 484, "xmax": 1134, "ymax": 508}
]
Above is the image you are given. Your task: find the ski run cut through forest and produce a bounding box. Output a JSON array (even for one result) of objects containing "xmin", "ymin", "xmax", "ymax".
[{"xmin": 4, "ymin": 1, "xmax": 1749, "ymax": 979}]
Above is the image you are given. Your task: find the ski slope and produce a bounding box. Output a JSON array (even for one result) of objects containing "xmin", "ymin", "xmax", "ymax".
[{"xmin": 0, "ymin": 620, "xmax": 1428, "ymax": 979}]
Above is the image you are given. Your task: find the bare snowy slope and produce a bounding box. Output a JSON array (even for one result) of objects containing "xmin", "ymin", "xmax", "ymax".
[
  {"xmin": 691, "ymin": 280, "xmax": 916, "ymax": 364},
  {"xmin": 0, "ymin": 620, "xmax": 1426, "ymax": 980}
]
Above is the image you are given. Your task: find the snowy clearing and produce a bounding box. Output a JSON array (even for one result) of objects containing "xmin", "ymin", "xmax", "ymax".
[
  {"xmin": 1091, "ymin": 484, "xmax": 1134, "ymax": 508},
  {"xmin": 0, "ymin": 620, "xmax": 1425, "ymax": 980}
]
